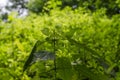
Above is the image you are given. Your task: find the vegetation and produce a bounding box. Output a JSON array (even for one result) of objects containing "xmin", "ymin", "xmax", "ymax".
[{"xmin": 0, "ymin": 0, "xmax": 120, "ymax": 80}]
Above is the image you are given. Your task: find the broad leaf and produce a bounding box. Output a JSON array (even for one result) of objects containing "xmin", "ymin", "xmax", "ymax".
[
  {"xmin": 74, "ymin": 64, "xmax": 109, "ymax": 80},
  {"xmin": 23, "ymin": 40, "xmax": 55, "ymax": 72},
  {"xmin": 57, "ymin": 57, "xmax": 73, "ymax": 80}
]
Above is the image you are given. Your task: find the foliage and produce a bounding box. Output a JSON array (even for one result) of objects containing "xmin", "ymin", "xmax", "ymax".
[
  {"xmin": 27, "ymin": 0, "xmax": 120, "ymax": 16},
  {"xmin": 0, "ymin": 5, "xmax": 120, "ymax": 80},
  {"xmin": 1, "ymin": 0, "xmax": 120, "ymax": 17}
]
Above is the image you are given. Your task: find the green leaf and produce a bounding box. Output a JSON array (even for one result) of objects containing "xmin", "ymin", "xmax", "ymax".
[
  {"xmin": 74, "ymin": 64, "xmax": 109, "ymax": 80},
  {"xmin": 106, "ymin": 63, "xmax": 117, "ymax": 77},
  {"xmin": 23, "ymin": 40, "xmax": 38, "ymax": 72},
  {"xmin": 57, "ymin": 57, "xmax": 73, "ymax": 80},
  {"xmin": 23, "ymin": 40, "xmax": 55, "ymax": 72}
]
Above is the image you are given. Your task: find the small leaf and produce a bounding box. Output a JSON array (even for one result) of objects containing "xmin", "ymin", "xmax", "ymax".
[
  {"xmin": 106, "ymin": 63, "xmax": 117, "ymax": 77},
  {"xmin": 15, "ymin": 39, "xmax": 24, "ymax": 52}
]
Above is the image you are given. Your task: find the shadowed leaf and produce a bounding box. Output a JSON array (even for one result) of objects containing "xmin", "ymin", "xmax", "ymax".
[{"xmin": 23, "ymin": 40, "xmax": 55, "ymax": 72}]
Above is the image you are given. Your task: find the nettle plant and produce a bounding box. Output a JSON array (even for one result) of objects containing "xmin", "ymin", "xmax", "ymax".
[
  {"xmin": 23, "ymin": 9, "xmax": 120, "ymax": 80},
  {"xmin": 1, "ymin": 7, "xmax": 120, "ymax": 80}
]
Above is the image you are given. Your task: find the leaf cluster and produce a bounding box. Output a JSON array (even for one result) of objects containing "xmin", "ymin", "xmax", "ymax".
[{"xmin": 0, "ymin": 7, "xmax": 120, "ymax": 80}]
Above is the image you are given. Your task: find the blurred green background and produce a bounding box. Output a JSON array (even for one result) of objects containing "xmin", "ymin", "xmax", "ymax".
[{"xmin": 0, "ymin": 0, "xmax": 120, "ymax": 80}]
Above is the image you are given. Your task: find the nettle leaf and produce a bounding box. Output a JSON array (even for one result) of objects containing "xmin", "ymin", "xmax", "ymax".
[
  {"xmin": 23, "ymin": 40, "xmax": 55, "ymax": 72},
  {"xmin": 67, "ymin": 38, "xmax": 101, "ymax": 58},
  {"xmin": 23, "ymin": 41, "xmax": 38, "ymax": 72},
  {"xmin": 74, "ymin": 64, "xmax": 109, "ymax": 80},
  {"xmin": 57, "ymin": 57, "xmax": 73, "ymax": 80}
]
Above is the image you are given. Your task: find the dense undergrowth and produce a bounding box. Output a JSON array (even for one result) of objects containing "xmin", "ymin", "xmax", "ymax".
[{"xmin": 0, "ymin": 7, "xmax": 120, "ymax": 80}]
